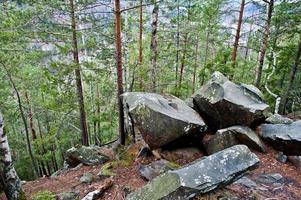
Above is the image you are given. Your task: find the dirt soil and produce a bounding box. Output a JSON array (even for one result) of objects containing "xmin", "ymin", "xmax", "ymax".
[{"xmin": 1, "ymin": 145, "xmax": 300, "ymax": 200}]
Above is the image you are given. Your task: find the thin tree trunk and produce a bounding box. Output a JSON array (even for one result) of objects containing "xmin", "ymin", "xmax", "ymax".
[
  {"xmin": 138, "ymin": 0, "xmax": 143, "ymax": 65},
  {"xmin": 178, "ymin": 33, "xmax": 188, "ymax": 94},
  {"xmin": 231, "ymin": 0, "xmax": 245, "ymax": 67},
  {"xmin": 254, "ymin": 0, "xmax": 274, "ymax": 87},
  {"xmin": 70, "ymin": 0, "xmax": 89, "ymax": 146},
  {"xmin": 0, "ymin": 63, "xmax": 39, "ymax": 177},
  {"xmin": 150, "ymin": 2, "xmax": 159, "ymax": 92},
  {"xmin": 192, "ymin": 36, "xmax": 199, "ymax": 93},
  {"xmin": 175, "ymin": 0, "xmax": 180, "ymax": 89},
  {"xmin": 24, "ymin": 92, "xmax": 37, "ymax": 140},
  {"xmin": 279, "ymin": 37, "xmax": 301, "ymax": 114},
  {"xmin": 0, "ymin": 114, "xmax": 26, "ymax": 200},
  {"xmin": 114, "ymin": 0, "xmax": 125, "ymax": 145},
  {"xmin": 96, "ymin": 84, "xmax": 101, "ymax": 145}
]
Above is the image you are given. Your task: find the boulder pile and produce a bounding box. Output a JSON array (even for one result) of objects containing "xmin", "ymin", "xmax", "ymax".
[{"xmin": 120, "ymin": 71, "xmax": 301, "ymax": 199}]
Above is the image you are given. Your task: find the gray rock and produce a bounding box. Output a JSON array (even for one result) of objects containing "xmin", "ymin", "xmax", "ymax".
[
  {"xmin": 192, "ymin": 71, "xmax": 269, "ymax": 129},
  {"xmin": 204, "ymin": 126, "xmax": 265, "ymax": 155},
  {"xmin": 256, "ymin": 173, "xmax": 283, "ymax": 184},
  {"xmin": 266, "ymin": 114, "xmax": 293, "ymax": 124},
  {"xmin": 138, "ymin": 159, "xmax": 178, "ymax": 181},
  {"xmin": 276, "ymin": 152, "xmax": 287, "ymax": 163},
  {"xmin": 288, "ymin": 156, "xmax": 301, "ymax": 170},
  {"xmin": 259, "ymin": 121, "xmax": 301, "ymax": 155},
  {"xmin": 81, "ymin": 190, "xmax": 101, "ymax": 200},
  {"xmin": 127, "ymin": 145, "xmax": 259, "ymax": 200},
  {"xmin": 65, "ymin": 146, "xmax": 109, "ymax": 167},
  {"xmin": 233, "ymin": 176, "xmax": 257, "ymax": 188},
  {"xmin": 121, "ymin": 92, "xmax": 207, "ymax": 149},
  {"xmin": 57, "ymin": 191, "xmax": 80, "ymax": 200},
  {"xmin": 80, "ymin": 172, "xmax": 93, "ymax": 183}
]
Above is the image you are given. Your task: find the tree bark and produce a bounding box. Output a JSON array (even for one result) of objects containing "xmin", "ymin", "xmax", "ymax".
[
  {"xmin": 254, "ymin": 0, "xmax": 274, "ymax": 87},
  {"xmin": 175, "ymin": 0, "xmax": 180, "ymax": 89},
  {"xmin": 192, "ymin": 36, "xmax": 199, "ymax": 93},
  {"xmin": 231, "ymin": 0, "xmax": 245, "ymax": 66},
  {"xmin": 114, "ymin": 0, "xmax": 125, "ymax": 145},
  {"xmin": 0, "ymin": 114, "xmax": 26, "ymax": 200},
  {"xmin": 279, "ymin": 36, "xmax": 301, "ymax": 114},
  {"xmin": 70, "ymin": 0, "xmax": 89, "ymax": 146},
  {"xmin": 138, "ymin": 0, "xmax": 143, "ymax": 65},
  {"xmin": 150, "ymin": 2, "xmax": 159, "ymax": 92}
]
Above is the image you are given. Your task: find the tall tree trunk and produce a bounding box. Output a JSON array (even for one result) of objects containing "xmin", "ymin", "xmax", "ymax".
[
  {"xmin": 254, "ymin": 0, "xmax": 274, "ymax": 87},
  {"xmin": 0, "ymin": 114, "xmax": 26, "ymax": 200},
  {"xmin": 24, "ymin": 92, "xmax": 37, "ymax": 140},
  {"xmin": 175, "ymin": 0, "xmax": 180, "ymax": 89},
  {"xmin": 150, "ymin": 2, "xmax": 159, "ymax": 92},
  {"xmin": 1, "ymin": 63, "xmax": 39, "ymax": 176},
  {"xmin": 279, "ymin": 37, "xmax": 301, "ymax": 114},
  {"xmin": 114, "ymin": 0, "xmax": 125, "ymax": 145},
  {"xmin": 178, "ymin": 33, "xmax": 188, "ymax": 95},
  {"xmin": 138, "ymin": 0, "xmax": 143, "ymax": 65},
  {"xmin": 231, "ymin": 0, "xmax": 245, "ymax": 67},
  {"xmin": 70, "ymin": 0, "xmax": 89, "ymax": 146},
  {"xmin": 96, "ymin": 84, "xmax": 101, "ymax": 145},
  {"xmin": 192, "ymin": 36, "xmax": 199, "ymax": 93}
]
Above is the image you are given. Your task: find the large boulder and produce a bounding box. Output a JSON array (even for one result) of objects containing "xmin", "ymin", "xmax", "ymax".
[
  {"xmin": 121, "ymin": 92, "xmax": 207, "ymax": 149},
  {"xmin": 259, "ymin": 121, "xmax": 301, "ymax": 155},
  {"xmin": 65, "ymin": 146, "xmax": 109, "ymax": 167},
  {"xmin": 127, "ymin": 145, "xmax": 260, "ymax": 200},
  {"xmin": 203, "ymin": 126, "xmax": 266, "ymax": 155},
  {"xmin": 192, "ymin": 72, "xmax": 269, "ymax": 129}
]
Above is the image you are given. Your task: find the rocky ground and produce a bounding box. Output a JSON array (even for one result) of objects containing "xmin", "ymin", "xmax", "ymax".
[{"xmin": 2, "ymin": 144, "xmax": 297, "ymax": 200}]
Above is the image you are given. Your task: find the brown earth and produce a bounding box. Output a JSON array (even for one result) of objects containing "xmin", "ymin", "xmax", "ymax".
[{"xmin": 1, "ymin": 144, "xmax": 300, "ymax": 200}]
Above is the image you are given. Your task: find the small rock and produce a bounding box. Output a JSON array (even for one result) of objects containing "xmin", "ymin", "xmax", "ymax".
[
  {"xmin": 266, "ymin": 114, "xmax": 293, "ymax": 124},
  {"xmin": 288, "ymin": 156, "xmax": 301, "ymax": 170},
  {"xmin": 233, "ymin": 176, "xmax": 257, "ymax": 188},
  {"xmin": 57, "ymin": 191, "xmax": 80, "ymax": 200},
  {"xmin": 80, "ymin": 173, "xmax": 93, "ymax": 184},
  {"xmin": 256, "ymin": 173, "xmax": 283, "ymax": 184},
  {"xmin": 276, "ymin": 152, "xmax": 287, "ymax": 163},
  {"xmin": 65, "ymin": 146, "xmax": 109, "ymax": 167},
  {"xmin": 138, "ymin": 159, "xmax": 178, "ymax": 181}
]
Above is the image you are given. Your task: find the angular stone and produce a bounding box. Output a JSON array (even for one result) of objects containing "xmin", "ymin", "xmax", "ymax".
[
  {"xmin": 65, "ymin": 146, "xmax": 109, "ymax": 167},
  {"xmin": 80, "ymin": 172, "xmax": 94, "ymax": 183},
  {"xmin": 288, "ymin": 156, "xmax": 301, "ymax": 170},
  {"xmin": 233, "ymin": 176, "xmax": 257, "ymax": 188},
  {"xmin": 121, "ymin": 92, "xmax": 207, "ymax": 149},
  {"xmin": 266, "ymin": 114, "xmax": 293, "ymax": 124},
  {"xmin": 57, "ymin": 191, "xmax": 80, "ymax": 200},
  {"xmin": 203, "ymin": 126, "xmax": 265, "ymax": 155},
  {"xmin": 138, "ymin": 159, "xmax": 178, "ymax": 181},
  {"xmin": 276, "ymin": 152, "xmax": 287, "ymax": 163},
  {"xmin": 127, "ymin": 145, "xmax": 260, "ymax": 200},
  {"xmin": 255, "ymin": 173, "xmax": 283, "ymax": 184},
  {"xmin": 192, "ymin": 71, "xmax": 269, "ymax": 129},
  {"xmin": 259, "ymin": 121, "xmax": 301, "ymax": 155}
]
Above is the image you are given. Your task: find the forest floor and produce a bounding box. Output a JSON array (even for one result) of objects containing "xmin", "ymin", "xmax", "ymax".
[{"xmin": 1, "ymin": 144, "xmax": 300, "ymax": 200}]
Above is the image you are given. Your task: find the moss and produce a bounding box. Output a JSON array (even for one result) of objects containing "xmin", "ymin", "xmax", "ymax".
[
  {"xmin": 17, "ymin": 191, "xmax": 27, "ymax": 200},
  {"xmin": 98, "ymin": 162, "xmax": 117, "ymax": 177},
  {"xmin": 32, "ymin": 191, "xmax": 55, "ymax": 200},
  {"xmin": 166, "ymin": 161, "xmax": 181, "ymax": 169}
]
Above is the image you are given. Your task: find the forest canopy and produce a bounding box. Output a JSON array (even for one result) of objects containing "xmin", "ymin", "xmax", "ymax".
[{"xmin": 0, "ymin": 0, "xmax": 300, "ymax": 182}]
